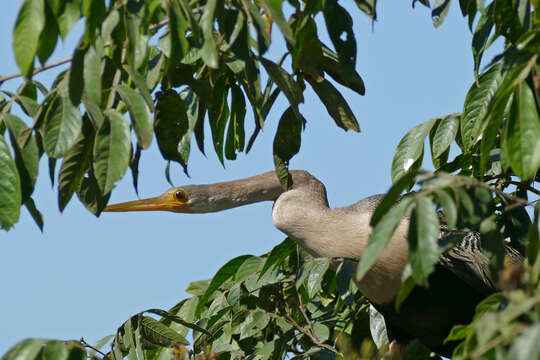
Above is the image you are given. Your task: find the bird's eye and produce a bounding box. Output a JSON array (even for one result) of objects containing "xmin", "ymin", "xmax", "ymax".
[{"xmin": 175, "ymin": 189, "xmax": 188, "ymax": 202}]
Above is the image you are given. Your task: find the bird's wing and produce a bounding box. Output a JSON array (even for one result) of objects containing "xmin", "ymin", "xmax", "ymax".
[{"xmin": 438, "ymin": 230, "xmax": 497, "ymax": 296}]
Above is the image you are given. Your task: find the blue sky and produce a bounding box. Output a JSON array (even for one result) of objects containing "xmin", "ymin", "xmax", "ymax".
[{"xmin": 0, "ymin": 0, "xmax": 489, "ymax": 354}]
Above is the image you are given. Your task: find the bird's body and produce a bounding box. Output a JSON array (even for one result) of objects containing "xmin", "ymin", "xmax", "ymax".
[{"xmin": 104, "ymin": 170, "xmax": 522, "ymax": 357}]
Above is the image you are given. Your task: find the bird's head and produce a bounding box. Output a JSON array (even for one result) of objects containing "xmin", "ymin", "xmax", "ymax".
[{"xmin": 103, "ymin": 185, "xmax": 215, "ymax": 214}]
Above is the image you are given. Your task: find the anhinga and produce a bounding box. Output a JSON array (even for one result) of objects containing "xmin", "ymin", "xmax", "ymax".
[{"xmin": 104, "ymin": 170, "xmax": 522, "ymax": 357}]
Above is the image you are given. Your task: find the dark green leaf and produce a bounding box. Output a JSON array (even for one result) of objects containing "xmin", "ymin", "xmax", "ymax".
[
  {"xmin": 297, "ymin": 259, "xmax": 330, "ymax": 299},
  {"xmin": 141, "ymin": 316, "xmax": 190, "ymax": 346},
  {"xmin": 320, "ymin": 44, "xmax": 365, "ymax": 95},
  {"xmin": 259, "ymin": 237, "xmax": 297, "ymax": 279},
  {"xmin": 83, "ymin": 41, "xmax": 104, "ymax": 106},
  {"xmin": 37, "ymin": 2, "xmax": 59, "ymax": 65},
  {"xmin": 407, "ymin": 196, "xmax": 440, "ymax": 284},
  {"xmin": 370, "ymin": 172, "xmax": 414, "ymax": 226},
  {"xmin": 273, "ymin": 107, "xmax": 304, "ymax": 189},
  {"xmin": 239, "ymin": 310, "xmax": 270, "ymax": 340},
  {"xmin": 259, "ymin": 0, "xmax": 294, "ymax": 45},
  {"xmin": 436, "ymin": 189, "xmax": 457, "ymax": 230},
  {"xmin": 69, "ymin": 44, "xmax": 86, "ymax": 106},
  {"xmin": 154, "ymin": 89, "xmax": 188, "ymax": 166},
  {"xmin": 24, "ymin": 197, "xmax": 44, "ymax": 232},
  {"xmin": 461, "ymin": 63, "xmax": 502, "ymax": 151},
  {"xmin": 472, "ymin": 4, "xmax": 494, "ymax": 75},
  {"xmin": 43, "ymin": 92, "xmax": 83, "ymax": 158},
  {"xmin": 503, "ymin": 83, "xmax": 540, "ymax": 180},
  {"xmin": 354, "ymin": 0, "xmax": 377, "ymax": 19},
  {"xmin": 196, "ymin": 255, "xmax": 253, "ymax": 316},
  {"xmin": 77, "ymin": 172, "xmax": 111, "ymax": 215},
  {"xmin": 199, "ymin": 0, "xmax": 219, "ymax": 69},
  {"xmin": 13, "ymin": 0, "xmax": 45, "ymax": 77},
  {"xmin": 167, "ymin": 0, "xmax": 189, "ymax": 67},
  {"xmin": 0, "ymin": 134, "xmax": 21, "ymax": 230},
  {"xmin": 225, "ymin": 85, "xmax": 246, "ymax": 160},
  {"xmin": 209, "ymin": 78, "xmax": 229, "ymax": 165},
  {"xmin": 59, "ymin": 118, "xmax": 93, "ymax": 211},
  {"xmin": 323, "ymin": 0, "xmax": 356, "ymax": 76},
  {"xmin": 357, "ymin": 197, "xmax": 413, "ymax": 280},
  {"xmin": 391, "ymin": 119, "xmax": 436, "ymax": 183},
  {"xmin": 117, "ymin": 84, "xmax": 152, "ymax": 149},
  {"xmin": 83, "ymin": 0, "xmax": 105, "ymax": 45},
  {"xmin": 307, "ymin": 77, "xmax": 360, "ymax": 132},
  {"xmin": 260, "ymin": 57, "xmax": 304, "ymax": 117},
  {"xmin": 93, "ymin": 110, "xmax": 131, "ymax": 194}
]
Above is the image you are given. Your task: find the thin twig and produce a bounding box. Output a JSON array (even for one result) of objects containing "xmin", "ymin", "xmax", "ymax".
[{"xmin": 80, "ymin": 337, "xmax": 107, "ymax": 357}]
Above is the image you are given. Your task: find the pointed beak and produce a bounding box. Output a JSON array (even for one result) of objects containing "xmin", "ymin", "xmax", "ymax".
[{"xmin": 104, "ymin": 194, "xmax": 188, "ymax": 213}]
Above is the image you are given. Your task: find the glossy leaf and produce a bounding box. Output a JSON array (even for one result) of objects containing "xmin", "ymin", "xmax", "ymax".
[
  {"xmin": 407, "ymin": 196, "xmax": 440, "ymax": 284},
  {"xmin": 259, "ymin": 237, "xmax": 297, "ymax": 279},
  {"xmin": 24, "ymin": 197, "xmax": 44, "ymax": 232},
  {"xmin": 430, "ymin": 114, "xmax": 459, "ymax": 159},
  {"xmin": 13, "ymin": 0, "xmax": 45, "ymax": 77},
  {"xmin": 2, "ymin": 339, "xmax": 44, "ymax": 360},
  {"xmin": 43, "ymin": 93, "xmax": 83, "ymax": 158},
  {"xmin": 297, "ymin": 259, "xmax": 331, "ymax": 299},
  {"xmin": 461, "ymin": 63, "xmax": 502, "ymax": 151},
  {"xmin": 320, "ymin": 44, "xmax": 365, "ymax": 96},
  {"xmin": 117, "ymin": 84, "xmax": 152, "ymax": 149},
  {"xmin": 93, "ymin": 110, "xmax": 131, "ymax": 194},
  {"xmin": 391, "ymin": 119, "xmax": 436, "ymax": 183},
  {"xmin": 83, "ymin": 41, "xmax": 103, "ymax": 106},
  {"xmin": 37, "ymin": 2, "xmax": 59, "ymax": 65},
  {"xmin": 503, "ymin": 83, "xmax": 540, "ymax": 180},
  {"xmin": 307, "ymin": 77, "xmax": 360, "ymax": 132},
  {"xmin": 167, "ymin": 0, "xmax": 189, "ymax": 67},
  {"xmin": 0, "ymin": 134, "xmax": 21, "ymax": 230},
  {"xmin": 69, "ymin": 44, "xmax": 86, "ymax": 106},
  {"xmin": 357, "ymin": 197, "xmax": 413, "ymax": 280},
  {"xmin": 260, "ymin": 57, "xmax": 304, "ymax": 116}
]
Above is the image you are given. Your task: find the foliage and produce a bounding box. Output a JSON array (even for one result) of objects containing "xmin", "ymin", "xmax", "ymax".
[{"xmin": 1, "ymin": 0, "xmax": 540, "ymax": 359}]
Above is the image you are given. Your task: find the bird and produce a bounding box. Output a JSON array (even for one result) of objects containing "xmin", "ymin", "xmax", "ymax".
[{"xmin": 104, "ymin": 170, "xmax": 522, "ymax": 358}]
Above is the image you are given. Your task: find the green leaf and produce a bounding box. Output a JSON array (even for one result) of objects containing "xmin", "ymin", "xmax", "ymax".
[
  {"xmin": 141, "ymin": 316, "xmax": 190, "ymax": 346},
  {"xmin": 167, "ymin": 0, "xmax": 189, "ymax": 67},
  {"xmin": 83, "ymin": 41, "xmax": 104, "ymax": 106},
  {"xmin": 69, "ymin": 44, "xmax": 86, "ymax": 107},
  {"xmin": 320, "ymin": 44, "xmax": 365, "ymax": 95},
  {"xmin": 235, "ymin": 256, "xmax": 262, "ymax": 282},
  {"xmin": 24, "ymin": 197, "xmax": 44, "ymax": 232},
  {"xmin": 5, "ymin": 114, "xmax": 40, "ymax": 203},
  {"xmin": 273, "ymin": 107, "xmax": 304, "ymax": 189},
  {"xmin": 509, "ymin": 324, "xmax": 540, "ymax": 359},
  {"xmin": 58, "ymin": 118, "xmax": 93, "ymax": 211},
  {"xmin": 259, "ymin": 237, "xmax": 297, "ymax": 279},
  {"xmin": 432, "ymin": 0, "xmax": 451, "ymax": 27},
  {"xmin": 354, "ymin": 0, "xmax": 377, "ymax": 19},
  {"xmin": 407, "ymin": 196, "xmax": 440, "ymax": 284},
  {"xmin": 2, "ymin": 339, "xmax": 44, "ymax": 360},
  {"xmin": 93, "ymin": 110, "xmax": 131, "ymax": 194},
  {"xmin": 57, "ymin": 0, "xmax": 82, "ymax": 38},
  {"xmin": 124, "ymin": 0, "xmax": 144, "ymax": 70},
  {"xmin": 259, "ymin": 0, "xmax": 294, "ymax": 45},
  {"xmin": 37, "ymin": 2, "xmax": 59, "ymax": 65},
  {"xmin": 13, "ymin": 0, "xmax": 45, "ymax": 77},
  {"xmin": 40, "ymin": 340, "xmax": 68, "ymax": 360},
  {"xmin": 461, "ymin": 63, "xmax": 502, "ymax": 151},
  {"xmin": 43, "ymin": 92, "xmax": 83, "ymax": 158},
  {"xmin": 297, "ymin": 259, "xmax": 331, "ymax": 299},
  {"xmin": 357, "ymin": 197, "xmax": 413, "ymax": 280},
  {"xmin": 391, "ymin": 119, "xmax": 436, "ymax": 183},
  {"xmin": 117, "ymin": 85, "xmax": 152, "ymax": 149},
  {"xmin": 83, "ymin": 0, "xmax": 105, "ymax": 45},
  {"xmin": 436, "ymin": 189, "xmax": 457, "ymax": 230},
  {"xmin": 199, "ymin": 0, "xmax": 219, "ymax": 69},
  {"xmin": 196, "ymin": 255, "xmax": 253, "ymax": 316},
  {"xmin": 154, "ymin": 89, "xmax": 188, "ymax": 166},
  {"xmin": 209, "ymin": 78, "xmax": 230, "ymax": 165},
  {"xmin": 472, "ymin": 4, "xmax": 494, "ymax": 75},
  {"xmin": 225, "ymin": 85, "xmax": 246, "ymax": 160},
  {"xmin": 323, "ymin": 0, "xmax": 356, "ymax": 76},
  {"xmin": 503, "ymin": 82, "xmax": 540, "ymax": 180},
  {"xmin": 430, "ymin": 114, "xmax": 459, "ymax": 159},
  {"xmin": 0, "ymin": 134, "xmax": 21, "ymax": 230},
  {"xmin": 307, "ymin": 77, "xmax": 360, "ymax": 132},
  {"xmin": 260, "ymin": 57, "xmax": 304, "ymax": 117},
  {"xmin": 239, "ymin": 310, "xmax": 270, "ymax": 340},
  {"xmin": 370, "ymin": 172, "xmax": 414, "ymax": 226}
]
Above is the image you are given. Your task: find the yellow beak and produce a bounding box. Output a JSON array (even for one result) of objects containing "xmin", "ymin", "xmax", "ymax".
[{"xmin": 104, "ymin": 192, "xmax": 189, "ymax": 213}]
